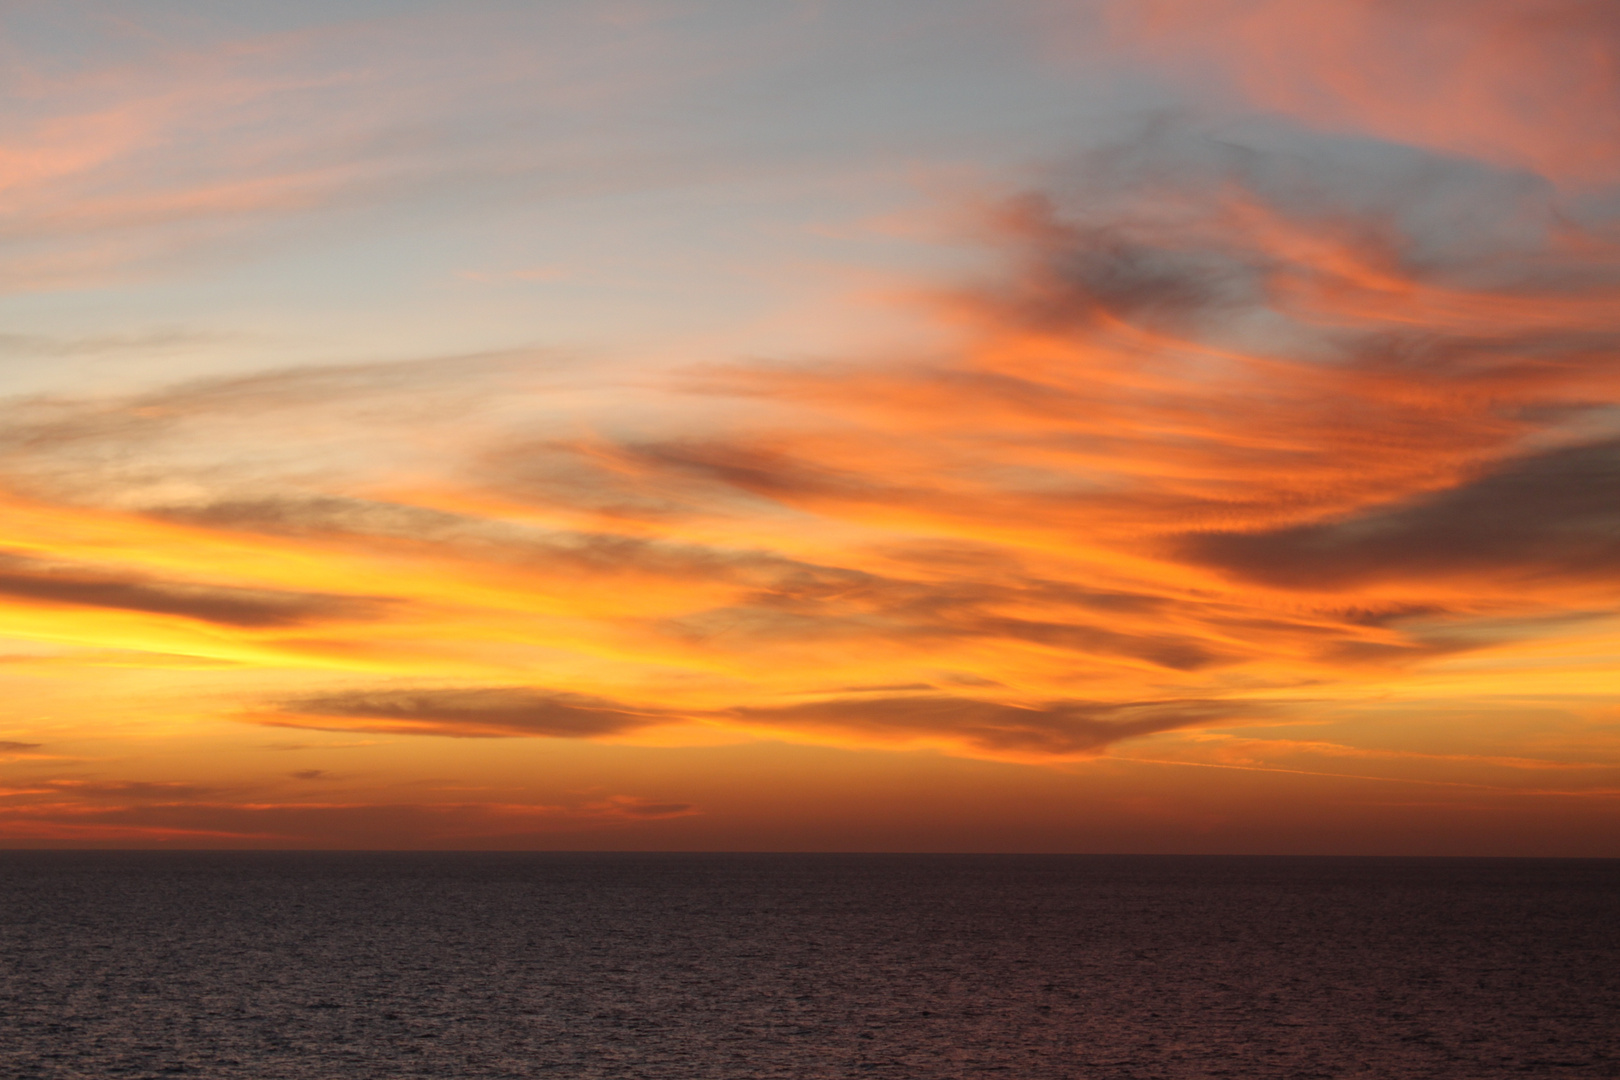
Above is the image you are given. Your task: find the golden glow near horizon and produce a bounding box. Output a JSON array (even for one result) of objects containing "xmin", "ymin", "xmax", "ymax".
[{"xmin": 0, "ymin": 0, "xmax": 1617, "ymax": 851}]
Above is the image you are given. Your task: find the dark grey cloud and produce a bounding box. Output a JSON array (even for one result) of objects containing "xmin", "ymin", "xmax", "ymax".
[
  {"xmin": 0, "ymin": 352, "xmax": 552, "ymax": 505},
  {"xmin": 660, "ymin": 586, "xmax": 1224, "ymax": 671},
  {"xmin": 1178, "ymin": 438, "xmax": 1620, "ymax": 589},
  {"xmin": 494, "ymin": 435, "xmax": 916, "ymax": 523},
  {"xmin": 965, "ymin": 615, "xmax": 1225, "ymax": 671},
  {"xmin": 729, "ymin": 695, "xmax": 1251, "ymax": 756},
  {"xmin": 149, "ymin": 495, "xmax": 473, "ymax": 540},
  {"xmin": 999, "ymin": 210, "xmax": 1271, "ymax": 336},
  {"xmin": 966, "ymin": 119, "xmax": 1620, "ymax": 395},
  {"xmin": 627, "ymin": 439, "xmax": 903, "ymax": 504},
  {"xmin": 0, "ymin": 552, "xmax": 393, "ymax": 628},
  {"xmin": 270, "ymin": 687, "xmax": 663, "ymax": 738},
  {"xmin": 261, "ymin": 682, "xmax": 1231, "ymax": 757},
  {"xmin": 836, "ymin": 683, "xmax": 937, "ymax": 693},
  {"xmin": 0, "ymin": 741, "xmax": 42, "ymax": 754},
  {"xmin": 152, "ymin": 492, "xmax": 864, "ymax": 592},
  {"xmin": 143, "ymin": 487, "xmax": 1231, "ymax": 671}
]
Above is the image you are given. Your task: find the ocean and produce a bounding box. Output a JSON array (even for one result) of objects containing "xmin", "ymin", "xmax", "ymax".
[{"xmin": 0, "ymin": 853, "xmax": 1615, "ymax": 1078}]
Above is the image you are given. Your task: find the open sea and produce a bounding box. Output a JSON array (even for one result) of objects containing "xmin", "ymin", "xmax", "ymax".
[{"xmin": 0, "ymin": 853, "xmax": 1615, "ymax": 1079}]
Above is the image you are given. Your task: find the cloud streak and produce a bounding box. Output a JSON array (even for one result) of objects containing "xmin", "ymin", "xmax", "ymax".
[
  {"xmin": 5, "ymin": 128, "xmax": 1616, "ymax": 754},
  {"xmin": 266, "ymin": 687, "xmax": 664, "ymax": 739},
  {"xmin": 1179, "ymin": 437, "xmax": 1620, "ymax": 590},
  {"xmin": 729, "ymin": 695, "xmax": 1255, "ymax": 757},
  {"xmin": 256, "ymin": 683, "xmax": 1234, "ymax": 759},
  {"xmin": 1101, "ymin": 0, "xmax": 1620, "ymax": 183},
  {"xmin": 0, "ymin": 550, "xmax": 392, "ymax": 628},
  {"xmin": 0, "ymin": 791, "xmax": 700, "ymax": 848},
  {"xmin": 0, "ymin": 0, "xmax": 1615, "ymax": 860}
]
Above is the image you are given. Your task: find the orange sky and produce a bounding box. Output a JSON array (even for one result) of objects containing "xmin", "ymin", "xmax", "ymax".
[{"xmin": 0, "ymin": 0, "xmax": 1616, "ymax": 851}]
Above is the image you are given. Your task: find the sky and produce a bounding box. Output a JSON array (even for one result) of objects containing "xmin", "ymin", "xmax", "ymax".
[{"xmin": 0, "ymin": 0, "xmax": 1617, "ymax": 853}]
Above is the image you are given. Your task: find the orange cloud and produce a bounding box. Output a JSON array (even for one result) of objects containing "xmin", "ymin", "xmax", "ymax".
[
  {"xmin": 1100, "ymin": 0, "xmax": 1620, "ymax": 183},
  {"xmin": 2, "ymin": 135, "xmax": 1616, "ymax": 764},
  {"xmin": 0, "ymin": 3, "xmax": 1616, "ymax": 850},
  {"xmin": 0, "ymin": 782, "xmax": 699, "ymax": 848}
]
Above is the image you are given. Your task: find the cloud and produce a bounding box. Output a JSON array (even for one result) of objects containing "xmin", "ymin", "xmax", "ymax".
[
  {"xmin": 580, "ymin": 795, "xmax": 699, "ymax": 820},
  {"xmin": 0, "ymin": 351, "xmax": 551, "ymax": 515},
  {"xmin": 6, "ymin": 110, "xmax": 1607, "ymax": 751},
  {"xmin": 1101, "ymin": 0, "xmax": 1620, "ymax": 183},
  {"xmin": 256, "ymin": 681, "xmax": 1232, "ymax": 759},
  {"xmin": 0, "ymin": 6, "xmax": 1616, "ymax": 775},
  {"xmin": 0, "ymin": 2, "xmax": 932, "ymax": 293},
  {"xmin": 0, "ymin": 328, "xmax": 227, "ymax": 360},
  {"xmin": 0, "ymin": 352, "xmax": 521, "ymax": 450},
  {"xmin": 261, "ymin": 740, "xmax": 381, "ymax": 751},
  {"xmin": 149, "ymin": 494, "xmax": 475, "ymax": 541},
  {"xmin": 264, "ymin": 687, "xmax": 667, "ymax": 738},
  {"xmin": 1178, "ymin": 438, "xmax": 1620, "ymax": 590},
  {"xmin": 460, "ymin": 115, "xmax": 1620, "ymax": 693},
  {"xmin": 0, "ymin": 109, "xmax": 1605, "ymax": 766},
  {"xmin": 731, "ymin": 695, "xmax": 1254, "ymax": 757},
  {"xmin": 508, "ymin": 133, "xmax": 1612, "ymax": 579},
  {"xmin": 41, "ymin": 780, "xmax": 218, "ymax": 801},
  {"xmin": 0, "ymin": 550, "xmax": 392, "ymax": 628},
  {"xmin": 0, "ymin": 793, "xmax": 700, "ymax": 847}
]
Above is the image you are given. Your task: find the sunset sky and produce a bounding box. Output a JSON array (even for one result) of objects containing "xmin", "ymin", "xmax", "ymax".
[{"xmin": 1, "ymin": 0, "xmax": 1616, "ymax": 852}]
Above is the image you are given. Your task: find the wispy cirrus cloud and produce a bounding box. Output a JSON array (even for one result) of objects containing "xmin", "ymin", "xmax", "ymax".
[
  {"xmin": 4, "ymin": 127, "xmax": 1615, "ymax": 753},
  {"xmin": 0, "ymin": 0, "xmax": 1614, "ymax": 802},
  {"xmin": 264, "ymin": 687, "xmax": 666, "ymax": 740},
  {"xmin": 1099, "ymin": 0, "xmax": 1620, "ymax": 184},
  {"xmin": 727, "ymin": 695, "xmax": 1258, "ymax": 757},
  {"xmin": 255, "ymin": 683, "xmax": 1244, "ymax": 759},
  {"xmin": 0, "ymin": 789, "xmax": 700, "ymax": 848},
  {"xmin": 0, "ymin": 549, "xmax": 393, "ymax": 628},
  {"xmin": 0, "ymin": 1, "xmax": 968, "ymax": 294},
  {"xmin": 1178, "ymin": 437, "xmax": 1620, "ymax": 590}
]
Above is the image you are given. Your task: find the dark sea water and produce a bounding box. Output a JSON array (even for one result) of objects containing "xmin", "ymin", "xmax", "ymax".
[{"xmin": 0, "ymin": 854, "xmax": 1615, "ymax": 1079}]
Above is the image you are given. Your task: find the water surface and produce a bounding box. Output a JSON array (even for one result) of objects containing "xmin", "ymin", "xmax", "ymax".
[{"xmin": 1, "ymin": 853, "xmax": 1615, "ymax": 1078}]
